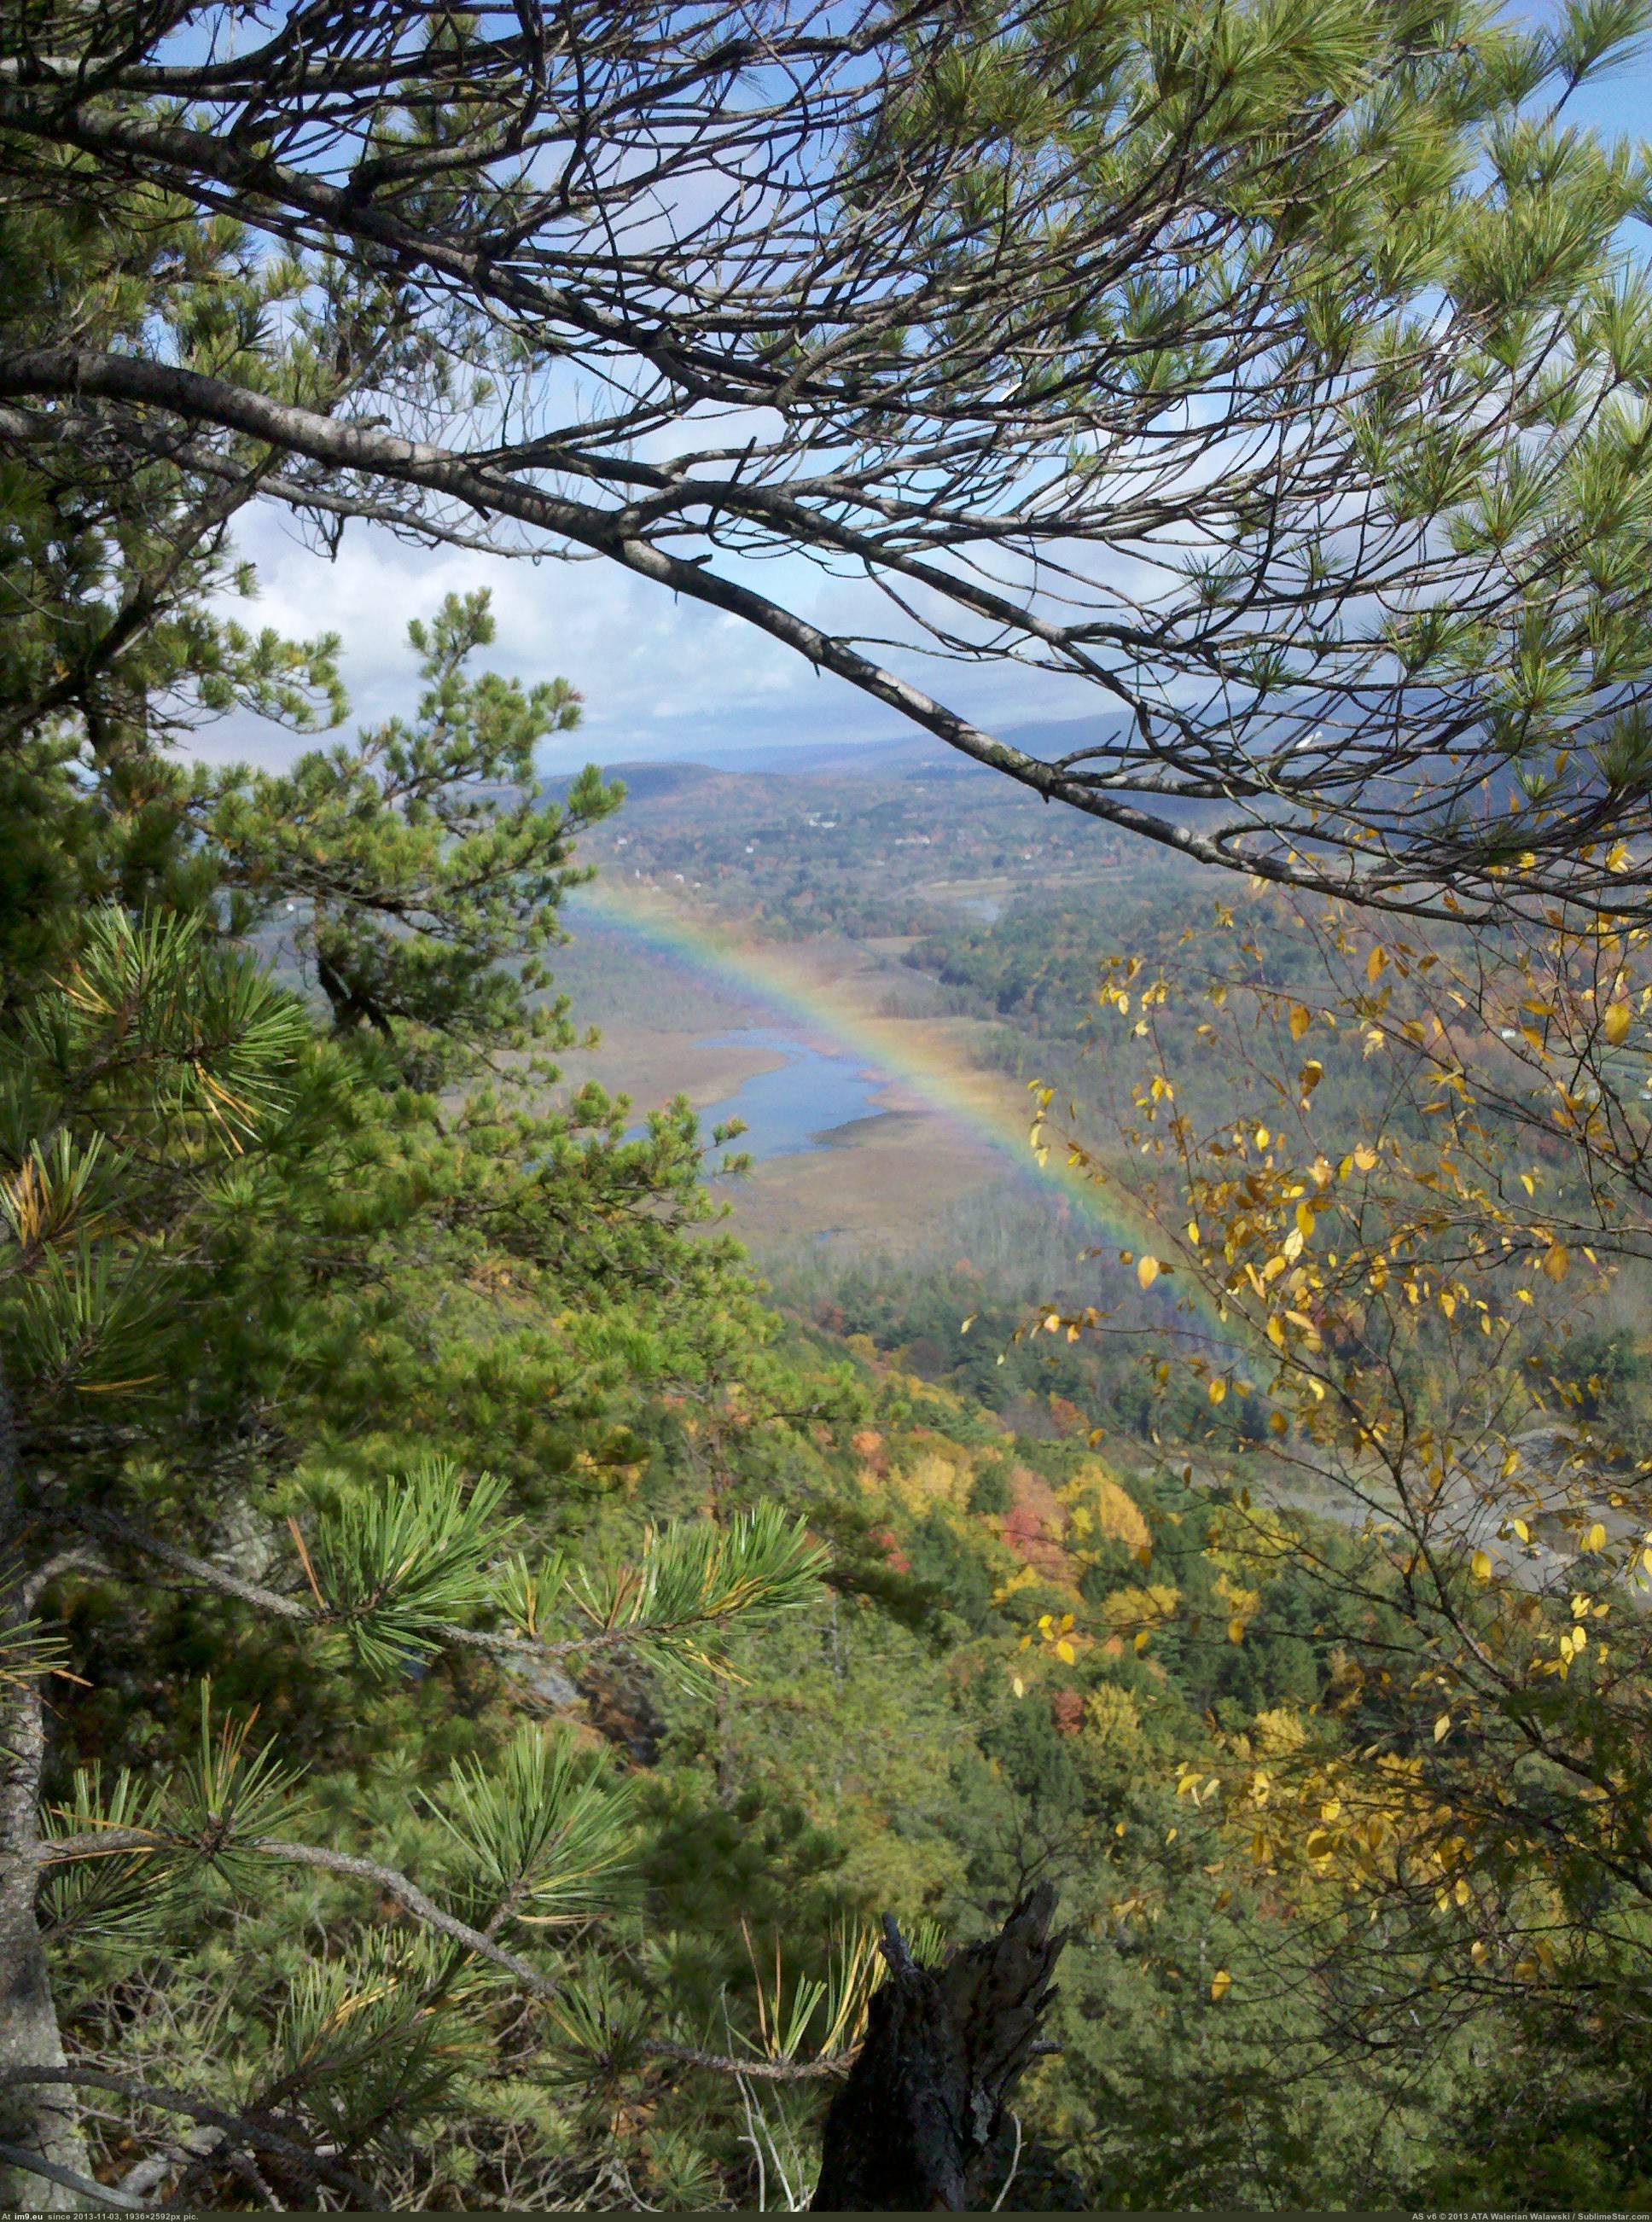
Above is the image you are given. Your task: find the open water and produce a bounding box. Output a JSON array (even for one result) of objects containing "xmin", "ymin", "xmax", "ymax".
[{"xmin": 695, "ymin": 1027, "xmax": 892, "ymax": 1160}]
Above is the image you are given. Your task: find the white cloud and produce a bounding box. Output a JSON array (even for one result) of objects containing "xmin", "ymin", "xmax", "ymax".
[{"xmin": 196, "ymin": 500, "xmax": 1108, "ymax": 774}]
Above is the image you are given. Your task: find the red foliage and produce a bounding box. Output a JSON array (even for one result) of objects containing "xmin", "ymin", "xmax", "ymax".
[
  {"xmin": 999, "ymin": 1467, "xmax": 1072, "ymax": 1580},
  {"xmin": 874, "ymin": 1525, "xmax": 912, "ymax": 1574},
  {"xmin": 1050, "ymin": 1687, "xmax": 1085, "ymax": 1736},
  {"xmin": 851, "ymin": 1428, "xmax": 888, "ymax": 1475}
]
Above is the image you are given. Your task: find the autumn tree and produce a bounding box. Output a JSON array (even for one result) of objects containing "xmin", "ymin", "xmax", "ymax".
[{"xmin": 1022, "ymin": 882, "xmax": 1652, "ymax": 2198}]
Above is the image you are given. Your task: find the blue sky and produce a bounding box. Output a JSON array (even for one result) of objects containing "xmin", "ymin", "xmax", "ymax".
[{"xmin": 211, "ymin": 8, "xmax": 1652, "ymax": 777}]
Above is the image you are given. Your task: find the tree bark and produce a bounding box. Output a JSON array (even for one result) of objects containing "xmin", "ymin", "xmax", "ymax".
[
  {"xmin": 0, "ymin": 1357, "xmax": 88, "ymax": 2213},
  {"xmin": 811, "ymin": 1885, "xmax": 1064, "ymax": 2213}
]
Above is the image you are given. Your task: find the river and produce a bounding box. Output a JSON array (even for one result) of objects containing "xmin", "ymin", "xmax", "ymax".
[{"xmin": 695, "ymin": 1027, "xmax": 897, "ymax": 1161}]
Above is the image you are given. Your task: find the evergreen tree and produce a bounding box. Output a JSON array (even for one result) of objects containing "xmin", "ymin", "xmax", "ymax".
[
  {"xmin": 9, "ymin": 2, "xmax": 1652, "ymax": 914},
  {"xmin": 0, "ymin": 253, "xmax": 828, "ymax": 2194}
]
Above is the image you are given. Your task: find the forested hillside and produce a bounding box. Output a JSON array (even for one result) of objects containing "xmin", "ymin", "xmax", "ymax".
[{"xmin": 7, "ymin": 588, "xmax": 1652, "ymax": 2207}]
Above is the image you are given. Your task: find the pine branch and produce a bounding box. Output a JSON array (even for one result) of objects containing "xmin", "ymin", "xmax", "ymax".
[
  {"xmin": 72, "ymin": 1498, "xmax": 826, "ymax": 1678},
  {"xmin": 641, "ymin": 2040, "xmax": 852, "ymax": 2083},
  {"xmin": 0, "ymin": 2137, "xmax": 150, "ymax": 2210},
  {"xmin": 0, "ymin": 2068, "xmax": 377, "ymax": 2205},
  {"xmin": 69, "ymin": 1509, "xmax": 300, "ymax": 1620},
  {"xmin": 39, "ymin": 1833, "xmax": 848, "ymax": 2085},
  {"xmin": 38, "ymin": 1830, "xmax": 561, "ymax": 1999},
  {"xmin": 66, "ymin": 1509, "xmax": 746, "ymax": 1663},
  {"xmin": 20, "ymin": 1550, "xmax": 108, "ymax": 1614},
  {"xmin": 440, "ymin": 1618, "xmax": 717, "ymax": 1665}
]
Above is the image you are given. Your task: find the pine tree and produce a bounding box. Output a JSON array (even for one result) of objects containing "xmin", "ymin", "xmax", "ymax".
[
  {"xmin": 9, "ymin": 0, "xmax": 1652, "ymax": 916},
  {"xmin": 0, "ymin": 252, "xmax": 829, "ymax": 2196}
]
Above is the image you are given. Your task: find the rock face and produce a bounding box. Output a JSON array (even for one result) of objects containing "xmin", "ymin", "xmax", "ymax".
[{"xmin": 811, "ymin": 1885, "xmax": 1065, "ymax": 2213}]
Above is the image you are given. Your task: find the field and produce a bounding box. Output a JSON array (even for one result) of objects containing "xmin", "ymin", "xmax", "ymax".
[{"xmin": 552, "ymin": 899, "xmax": 1087, "ymax": 1260}]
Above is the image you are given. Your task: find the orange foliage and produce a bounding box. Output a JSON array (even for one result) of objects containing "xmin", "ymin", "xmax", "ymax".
[{"xmin": 1000, "ymin": 1467, "xmax": 1073, "ymax": 1580}]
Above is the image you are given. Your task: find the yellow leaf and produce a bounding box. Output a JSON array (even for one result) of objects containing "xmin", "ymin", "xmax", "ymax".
[
  {"xmin": 1471, "ymin": 1938, "xmax": 1487, "ymax": 1965},
  {"xmin": 1228, "ymin": 1616, "xmax": 1246, "ymax": 1644},
  {"xmin": 1289, "ymin": 1004, "xmax": 1312, "ymax": 1041},
  {"xmin": 1366, "ymin": 945, "xmax": 1387, "ymax": 983},
  {"xmin": 1352, "ymin": 1143, "xmax": 1378, "ymax": 1171},
  {"xmin": 1584, "ymin": 1521, "xmax": 1607, "ymax": 1554},
  {"xmin": 1268, "ymin": 1411, "xmax": 1288, "ymax": 1435},
  {"xmin": 1133, "ymin": 1630, "xmax": 1151, "ymax": 1652},
  {"xmin": 1542, "ymin": 1244, "xmax": 1570, "ymax": 1282},
  {"xmin": 1208, "ymin": 1377, "xmax": 1228, "ymax": 1405},
  {"xmin": 1454, "ymin": 1878, "xmax": 1471, "ymax": 1907},
  {"xmin": 1137, "ymin": 1255, "xmax": 1160, "ymax": 1289},
  {"xmin": 1519, "ymin": 1173, "xmax": 1535, "ymax": 1197},
  {"xmin": 1254, "ymin": 1125, "xmax": 1271, "ymax": 1149},
  {"xmin": 1434, "ymin": 1713, "xmax": 1451, "ymax": 1742},
  {"xmin": 1294, "ymin": 1201, "xmax": 1315, "ymax": 1240},
  {"xmin": 1298, "ymin": 1059, "xmax": 1323, "ymax": 1102},
  {"xmin": 1604, "ymin": 1002, "xmax": 1632, "ymax": 1046},
  {"xmin": 1055, "ymin": 1639, "xmax": 1076, "ymax": 1664},
  {"xmin": 1210, "ymin": 1969, "xmax": 1232, "ymax": 2002},
  {"xmin": 1471, "ymin": 1550, "xmax": 1492, "ymax": 1581},
  {"xmin": 1512, "ymin": 1518, "xmax": 1530, "ymax": 1544},
  {"xmin": 1608, "ymin": 840, "xmax": 1632, "ymax": 872}
]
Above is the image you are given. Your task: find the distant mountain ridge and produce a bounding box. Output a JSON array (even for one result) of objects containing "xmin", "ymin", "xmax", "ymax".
[{"xmin": 540, "ymin": 715, "xmax": 1126, "ymax": 796}]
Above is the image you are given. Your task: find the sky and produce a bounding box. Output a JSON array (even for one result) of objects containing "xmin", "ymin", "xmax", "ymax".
[
  {"xmin": 220, "ymin": 505, "xmax": 1107, "ymax": 774},
  {"xmin": 207, "ymin": 6, "xmax": 1652, "ymax": 779}
]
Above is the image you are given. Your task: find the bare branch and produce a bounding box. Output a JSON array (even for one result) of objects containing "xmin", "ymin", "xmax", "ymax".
[{"xmin": 3, "ymin": 1, "xmax": 1649, "ymax": 918}]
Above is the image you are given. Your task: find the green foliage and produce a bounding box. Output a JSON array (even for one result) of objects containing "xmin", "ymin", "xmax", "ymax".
[
  {"xmin": 503, "ymin": 1503, "xmax": 829, "ymax": 1695},
  {"xmin": 11, "ymin": 26, "xmax": 1652, "ymax": 2196},
  {"xmin": 0, "ymin": 494, "xmax": 834, "ymax": 2199},
  {"xmin": 199, "ymin": 591, "xmax": 608, "ymax": 1076},
  {"xmin": 424, "ymin": 1726, "xmax": 636, "ymax": 1931},
  {"xmin": 38, "ymin": 1763, "xmax": 177, "ymax": 1947},
  {"xmin": 270, "ymin": 1928, "xmax": 486, "ymax": 2160},
  {"xmin": 307, "ymin": 1462, "xmax": 511, "ymax": 1676}
]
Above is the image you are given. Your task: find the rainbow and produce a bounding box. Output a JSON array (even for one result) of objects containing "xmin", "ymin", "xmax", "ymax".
[{"xmin": 568, "ymin": 881, "xmax": 1235, "ymax": 1346}]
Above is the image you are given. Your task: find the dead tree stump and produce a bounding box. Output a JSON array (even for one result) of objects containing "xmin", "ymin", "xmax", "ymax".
[{"xmin": 811, "ymin": 1884, "xmax": 1065, "ymax": 2212}]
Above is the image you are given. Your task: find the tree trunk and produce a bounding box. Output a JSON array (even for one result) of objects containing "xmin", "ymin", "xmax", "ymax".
[
  {"xmin": 0, "ymin": 1358, "xmax": 88, "ymax": 2213},
  {"xmin": 811, "ymin": 1885, "xmax": 1064, "ymax": 2213}
]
